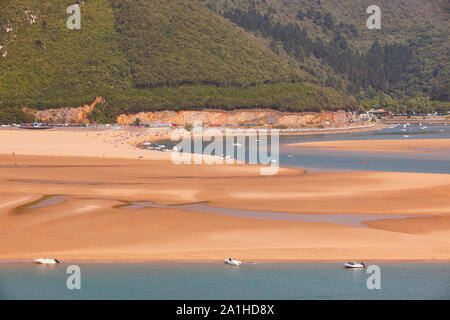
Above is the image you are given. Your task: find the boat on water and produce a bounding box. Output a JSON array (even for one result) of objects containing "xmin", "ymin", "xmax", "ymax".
[
  {"xmin": 224, "ymin": 258, "xmax": 242, "ymax": 266},
  {"xmin": 344, "ymin": 261, "xmax": 365, "ymax": 269},
  {"xmin": 35, "ymin": 258, "xmax": 60, "ymax": 265}
]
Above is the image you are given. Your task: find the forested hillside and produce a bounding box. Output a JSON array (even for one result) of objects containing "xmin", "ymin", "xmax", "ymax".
[
  {"xmin": 109, "ymin": 0, "xmax": 307, "ymax": 88},
  {"xmin": 0, "ymin": 0, "xmax": 358, "ymax": 123},
  {"xmin": 0, "ymin": 0, "xmax": 448, "ymax": 124},
  {"xmin": 204, "ymin": 0, "xmax": 450, "ymax": 112}
]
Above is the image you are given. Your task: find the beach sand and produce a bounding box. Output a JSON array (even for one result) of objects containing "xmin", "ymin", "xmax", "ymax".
[
  {"xmin": 287, "ymin": 139, "xmax": 450, "ymax": 153},
  {"xmin": 0, "ymin": 129, "xmax": 449, "ymax": 261}
]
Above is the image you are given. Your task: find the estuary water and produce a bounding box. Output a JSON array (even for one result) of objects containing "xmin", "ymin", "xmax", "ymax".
[
  {"xmin": 152, "ymin": 124, "xmax": 450, "ymax": 174},
  {"xmin": 0, "ymin": 261, "xmax": 448, "ymax": 300}
]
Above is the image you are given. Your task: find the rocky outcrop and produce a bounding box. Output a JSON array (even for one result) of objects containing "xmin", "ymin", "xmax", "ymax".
[
  {"xmin": 117, "ymin": 109, "xmax": 356, "ymax": 127},
  {"xmin": 22, "ymin": 96, "xmax": 356, "ymax": 127},
  {"xmin": 24, "ymin": 96, "xmax": 104, "ymax": 124}
]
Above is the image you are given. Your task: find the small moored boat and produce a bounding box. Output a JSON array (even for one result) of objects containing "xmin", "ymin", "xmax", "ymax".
[
  {"xmin": 35, "ymin": 258, "xmax": 60, "ymax": 265},
  {"xmin": 224, "ymin": 258, "xmax": 242, "ymax": 266},
  {"xmin": 344, "ymin": 261, "xmax": 365, "ymax": 269}
]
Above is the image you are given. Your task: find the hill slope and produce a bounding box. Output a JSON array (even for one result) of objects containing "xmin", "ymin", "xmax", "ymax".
[
  {"xmin": 0, "ymin": 0, "xmax": 357, "ymax": 122},
  {"xmin": 206, "ymin": 0, "xmax": 449, "ymax": 109},
  {"xmin": 0, "ymin": 0, "xmax": 131, "ymax": 108},
  {"xmin": 110, "ymin": 0, "xmax": 308, "ymax": 88}
]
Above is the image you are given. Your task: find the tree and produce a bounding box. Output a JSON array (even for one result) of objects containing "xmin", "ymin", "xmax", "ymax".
[
  {"xmin": 134, "ymin": 117, "xmax": 142, "ymax": 126},
  {"xmin": 323, "ymin": 13, "xmax": 334, "ymax": 30},
  {"xmin": 0, "ymin": 107, "xmax": 35, "ymax": 124}
]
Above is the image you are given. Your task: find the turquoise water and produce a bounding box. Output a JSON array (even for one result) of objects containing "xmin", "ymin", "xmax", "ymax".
[
  {"xmin": 0, "ymin": 262, "xmax": 448, "ymax": 300},
  {"xmin": 154, "ymin": 124, "xmax": 450, "ymax": 173}
]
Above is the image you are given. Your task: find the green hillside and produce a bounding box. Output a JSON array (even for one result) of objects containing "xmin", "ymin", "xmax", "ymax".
[
  {"xmin": 206, "ymin": 0, "xmax": 449, "ymax": 111},
  {"xmin": 0, "ymin": 0, "xmax": 447, "ymax": 124},
  {"xmin": 89, "ymin": 82, "xmax": 356, "ymax": 123},
  {"xmin": 1, "ymin": 0, "xmax": 354, "ymax": 123},
  {"xmin": 110, "ymin": 0, "xmax": 307, "ymax": 88},
  {"xmin": 0, "ymin": 0, "xmax": 131, "ymax": 109}
]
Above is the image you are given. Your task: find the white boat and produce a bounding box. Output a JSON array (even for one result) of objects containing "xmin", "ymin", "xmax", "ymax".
[
  {"xmin": 224, "ymin": 258, "xmax": 242, "ymax": 266},
  {"xmin": 232, "ymin": 143, "xmax": 242, "ymax": 147},
  {"xmin": 35, "ymin": 258, "xmax": 60, "ymax": 265},
  {"xmin": 344, "ymin": 261, "xmax": 365, "ymax": 269}
]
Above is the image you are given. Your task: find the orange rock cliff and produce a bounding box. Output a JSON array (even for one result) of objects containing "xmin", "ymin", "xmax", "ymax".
[{"xmin": 25, "ymin": 96, "xmax": 357, "ymax": 126}]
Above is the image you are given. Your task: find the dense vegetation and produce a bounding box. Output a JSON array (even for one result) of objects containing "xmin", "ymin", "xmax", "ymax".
[
  {"xmin": 0, "ymin": 0, "xmax": 448, "ymax": 124},
  {"xmin": 87, "ymin": 82, "xmax": 357, "ymax": 124},
  {"xmin": 222, "ymin": 9, "xmax": 415, "ymax": 94},
  {"xmin": 206, "ymin": 0, "xmax": 449, "ymax": 109},
  {"xmin": 109, "ymin": 0, "xmax": 308, "ymax": 88},
  {"xmin": 0, "ymin": 107, "xmax": 34, "ymax": 124}
]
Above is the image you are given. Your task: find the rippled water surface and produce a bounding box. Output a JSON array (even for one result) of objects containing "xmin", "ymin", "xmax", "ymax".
[
  {"xmin": 0, "ymin": 262, "xmax": 448, "ymax": 300},
  {"xmin": 151, "ymin": 124, "xmax": 450, "ymax": 173}
]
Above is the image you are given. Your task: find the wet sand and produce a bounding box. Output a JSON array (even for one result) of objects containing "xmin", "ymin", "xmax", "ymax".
[
  {"xmin": 288, "ymin": 139, "xmax": 450, "ymax": 153},
  {"xmin": 0, "ymin": 154, "xmax": 449, "ymax": 261},
  {"xmin": 0, "ymin": 129, "xmax": 449, "ymax": 261}
]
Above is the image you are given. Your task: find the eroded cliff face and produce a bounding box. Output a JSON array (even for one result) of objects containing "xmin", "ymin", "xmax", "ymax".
[
  {"xmin": 22, "ymin": 95, "xmax": 356, "ymax": 127},
  {"xmin": 24, "ymin": 96, "xmax": 104, "ymax": 124},
  {"xmin": 117, "ymin": 109, "xmax": 356, "ymax": 127}
]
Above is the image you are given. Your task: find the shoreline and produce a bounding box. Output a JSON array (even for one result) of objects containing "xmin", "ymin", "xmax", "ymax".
[
  {"xmin": 0, "ymin": 122, "xmax": 388, "ymax": 160},
  {"xmin": 287, "ymin": 139, "xmax": 450, "ymax": 154},
  {"xmin": 1, "ymin": 258, "xmax": 449, "ymax": 264},
  {"xmin": 134, "ymin": 122, "xmax": 388, "ymax": 144}
]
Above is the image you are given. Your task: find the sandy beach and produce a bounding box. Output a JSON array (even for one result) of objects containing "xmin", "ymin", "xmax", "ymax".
[
  {"xmin": 287, "ymin": 139, "xmax": 450, "ymax": 153},
  {"xmin": 0, "ymin": 128, "xmax": 449, "ymax": 261}
]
